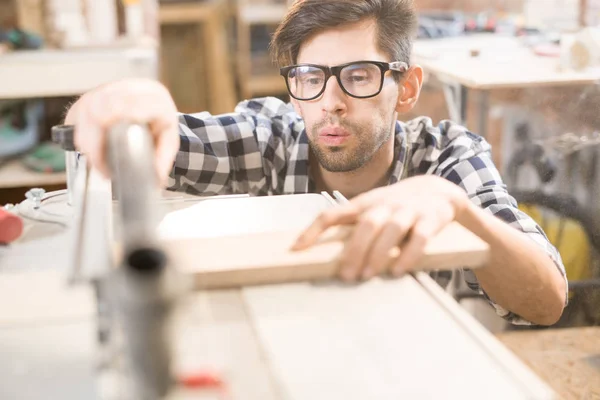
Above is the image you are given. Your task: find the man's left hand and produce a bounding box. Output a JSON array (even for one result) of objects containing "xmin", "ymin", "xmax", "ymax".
[{"xmin": 292, "ymin": 175, "xmax": 471, "ymax": 281}]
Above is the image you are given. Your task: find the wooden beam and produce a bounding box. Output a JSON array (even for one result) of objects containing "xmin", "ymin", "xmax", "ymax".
[
  {"xmin": 159, "ymin": 0, "xmax": 237, "ymax": 114},
  {"xmin": 158, "ymin": 2, "xmax": 218, "ymax": 24}
]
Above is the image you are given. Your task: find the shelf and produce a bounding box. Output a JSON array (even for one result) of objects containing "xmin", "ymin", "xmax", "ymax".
[
  {"xmin": 0, "ymin": 46, "xmax": 158, "ymax": 99},
  {"xmin": 0, "ymin": 159, "xmax": 66, "ymax": 190}
]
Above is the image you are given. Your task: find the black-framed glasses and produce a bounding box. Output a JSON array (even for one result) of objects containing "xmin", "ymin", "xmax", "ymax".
[{"xmin": 280, "ymin": 60, "xmax": 409, "ymax": 101}]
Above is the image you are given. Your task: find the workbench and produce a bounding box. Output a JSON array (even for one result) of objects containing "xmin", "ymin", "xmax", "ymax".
[
  {"xmin": 0, "ymin": 189, "xmax": 560, "ymax": 399},
  {"xmin": 413, "ymin": 35, "xmax": 600, "ymax": 138},
  {"xmin": 0, "ymin": 268, "xmax": 563, "ymax": 400},
  {"xmin": 497, "ymin": 327, "xmax": 600, "ymax": 399}
]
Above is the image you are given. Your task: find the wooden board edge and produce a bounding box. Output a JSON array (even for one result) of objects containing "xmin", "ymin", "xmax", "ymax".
[
  {"xmin": 413, "ymin": 272, "xmax": 558, "ymax": 400},
  {"xmin": 193, "ymin": 259, "xmax": 338, "ymax": 290},
  {"xmin": 191, "ymin": 246, "xmax": 489, "ymax": 290}
]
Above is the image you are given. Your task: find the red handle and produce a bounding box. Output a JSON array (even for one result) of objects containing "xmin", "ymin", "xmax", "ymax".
[{"xmin": 0, "ymin": 208, "xmax": 24, "ymax": 244}]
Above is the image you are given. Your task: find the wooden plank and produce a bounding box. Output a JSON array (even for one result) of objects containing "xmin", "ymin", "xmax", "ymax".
[
  {"xmin": 240, "ymin": 277, "xmax": 554, "ymax": 399},
  {"xmin": 168, "ymin": 221, "xmax": 489, "ymax": 289},
  {"xmin": 497, "ymin": 327, "xmax": 600, "ymax": 400},
  {"xmin": 156, "ymin": 193, "xmax": 335, "ymax": 239}
]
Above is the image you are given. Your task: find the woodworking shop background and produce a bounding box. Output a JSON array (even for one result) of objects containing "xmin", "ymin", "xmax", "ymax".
[{"xmin": 1, "ymin": 0, "xmax": 599, "ymax": 330}]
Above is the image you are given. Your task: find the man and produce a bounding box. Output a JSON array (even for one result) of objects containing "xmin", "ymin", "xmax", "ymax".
[{"xmin": 66, "ymin": 0, "xmax": 566, "ymax": 325}]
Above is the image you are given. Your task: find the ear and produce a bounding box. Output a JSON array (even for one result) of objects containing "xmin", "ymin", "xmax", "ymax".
[{"xmin": 395, "ymin": 65, "xmax": 424, "ymax": 114}]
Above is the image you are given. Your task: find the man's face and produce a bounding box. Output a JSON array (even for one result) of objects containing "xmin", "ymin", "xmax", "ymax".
[{"xmin": 292, "ymin": 19, "xmax": 400, "ymax": 173}]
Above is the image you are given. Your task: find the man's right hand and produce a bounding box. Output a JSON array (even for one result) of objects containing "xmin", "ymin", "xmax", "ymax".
[{"xmin": 65, "ymin": 78, "xmax": 180, "ymax": 185}]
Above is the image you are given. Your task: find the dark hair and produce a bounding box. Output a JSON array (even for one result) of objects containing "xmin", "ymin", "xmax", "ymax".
[{"xmin": 271, "ymin": 0, "xmax": 417, "ymax": 67}]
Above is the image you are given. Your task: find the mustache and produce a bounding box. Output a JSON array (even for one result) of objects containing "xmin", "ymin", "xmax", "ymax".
[{"xmin": 312, "ymin": 117, "xmax": 361, "ymax": 133}]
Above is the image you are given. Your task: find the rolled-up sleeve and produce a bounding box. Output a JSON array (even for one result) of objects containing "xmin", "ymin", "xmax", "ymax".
[
  {"xmin": 435, "ymin": 132, "xmax": 568, "ymax": 325},
  {"xmin": 167, "ymin": 97, "xmax": 301, "ymax": 196}
]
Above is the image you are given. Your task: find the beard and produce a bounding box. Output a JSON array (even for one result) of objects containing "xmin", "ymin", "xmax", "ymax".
[{"xmin": 308, "ymin": 116, "xmax": 393, "ymax": 173}]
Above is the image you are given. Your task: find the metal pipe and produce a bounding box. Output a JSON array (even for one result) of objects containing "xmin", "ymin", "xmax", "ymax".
[
  {"xmin": 65, "ymin": 151, "xmax": 79, "ymax": 206},
  {"xmin": 106, "ymin": 123, "xmax": 176, "ymax": 399}
]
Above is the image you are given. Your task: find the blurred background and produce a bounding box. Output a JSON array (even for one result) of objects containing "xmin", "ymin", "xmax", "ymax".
[
  {"xmin": 0, "ymin": 0, "xmax": 599, "ymax": 330},
  {"xmin": 0, "ymin": 3, "xmax": 599, "ymax": 399}
]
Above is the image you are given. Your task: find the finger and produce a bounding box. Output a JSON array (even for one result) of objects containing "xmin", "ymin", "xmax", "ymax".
[
  {"xmin": 74, "ymin": 97, "xmax": 110, "ymax": 178},
  {"xmin": 89, "ymin": 86, "xmax": 178, "ymax": 180},
  {"xmin": 93, "ymin": 90, "xmax": 169, "ymax": 128},
  {"xmin": 391, "ymin": 217, "xmax": 443, "ymax": 276},
  {"xmin": 339, "ymin": 206, "xmax": 391, "ymax": 282},
  {"xmin": 64, "ymin": 97, "xmax": 81, "ymax": 125},
  {"xmin": 362, "ymin": 207, "xmax": 418, "ymax": 279},
  {"xmin": 291, "ymin": 204, "xmax": 361, "ymax": 250},
  {"xmin": 347, "ymin": 186, "xmax": 389, "ymax": 212},
  {"xmin": 148, "ymin": 102, "xmax": 179, "ymax": 186},
  {"xmin": 154, "ymin": 125, "xmax": 180, "ymax": 187}
]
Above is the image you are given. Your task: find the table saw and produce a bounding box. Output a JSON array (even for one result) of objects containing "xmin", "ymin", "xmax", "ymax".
[{"xmin": 0, "ymin": 123, "xmax": 558, "ymax": 399}]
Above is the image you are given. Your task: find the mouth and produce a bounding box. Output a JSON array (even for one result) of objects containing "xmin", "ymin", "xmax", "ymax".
[{"xmin": 318, "ymin": 126, "xmax": 351, "ymax": 146}]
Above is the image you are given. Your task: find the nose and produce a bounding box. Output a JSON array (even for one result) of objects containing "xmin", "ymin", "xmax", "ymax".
[{"xmin": 320, "ymin": 76, "xmax": 347, "ymax": 117}]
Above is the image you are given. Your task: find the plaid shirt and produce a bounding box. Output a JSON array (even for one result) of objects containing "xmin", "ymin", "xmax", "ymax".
[{"xmin": 168, "ymin": 96, "xmax": 567, "ymax": 325}]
